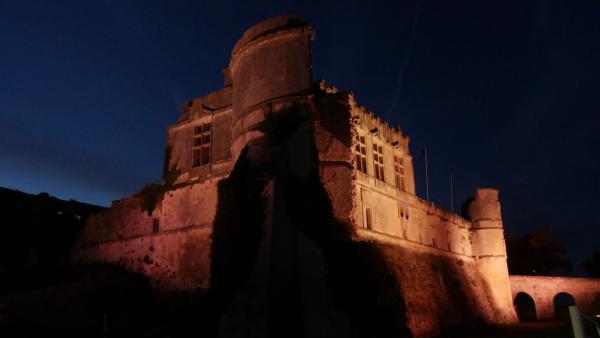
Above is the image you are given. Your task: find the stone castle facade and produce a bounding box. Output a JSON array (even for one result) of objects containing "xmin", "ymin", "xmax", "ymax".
[{"xmin": 72, "ymin": 15, "xmax": 600, "ymax": 337}]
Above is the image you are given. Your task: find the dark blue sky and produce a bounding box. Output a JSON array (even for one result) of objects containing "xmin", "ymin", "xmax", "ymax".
[{"xmin": 1, "ymin": 1, "xmax": 599, "ymax": 271}]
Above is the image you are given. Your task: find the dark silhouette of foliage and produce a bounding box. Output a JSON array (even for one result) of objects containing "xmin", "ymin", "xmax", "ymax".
[
  {"xmin": 134, "ymin": 182, "xmax": 164, "ymax": 215},
  {"xmin": 0, "ymin": 187, "xmax": 102, "ymax": 273},
  {"xmin": 134, "ymin": 145, "xmax": 181, "ymax": 215},
  {"xmin": 506, "ymin": 227, "xmax": 572, "ymax": 275},
  {"xmin": 582, "ymin": 251, "xmax": 600, "ymax": 278},
  {"xmin": 460, "ymin": 197, "xmax": 474, "ymax": 220},
  {"xmin": 162, "ymin": 144, "xmax": 181, "ymax": 187}
]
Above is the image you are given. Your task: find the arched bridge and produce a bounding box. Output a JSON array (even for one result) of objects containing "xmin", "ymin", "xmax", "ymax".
[{"xmin": 510, "ymin": 275, "xmax": 600, "ymax": 320}]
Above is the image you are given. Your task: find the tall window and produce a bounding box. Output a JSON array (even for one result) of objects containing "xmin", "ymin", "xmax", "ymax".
[
  {"xmin": 373, "ymin": 143, "xmax": 385, "ymax": 181},
  {"xmin": 365, "ymin": 207, "xmax": 372, "ymax": 230},
  {"xmin": 394, "ymin": 155, "xmax": 406, "ymax": 191},
  {"xmin": 193, "ymin": 123, "xmax": 211, "ymax": 167},
  {"xmin": 355, "ymin": 134, "xmax": 367, "ymax": 174}
]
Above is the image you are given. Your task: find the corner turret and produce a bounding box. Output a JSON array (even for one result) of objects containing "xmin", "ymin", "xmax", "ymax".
[{"xmin": 468, "ymin": 188, "xmax": 517, "ymax": 323}]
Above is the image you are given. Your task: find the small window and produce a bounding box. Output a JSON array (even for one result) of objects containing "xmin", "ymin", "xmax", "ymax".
[
  {"xmin": 152, "ymin": 219, "xmax": 160, "ymax": 234},
  {"xmin": 365, "ymin": 208, "xmax": 373, "ymax": 230}
]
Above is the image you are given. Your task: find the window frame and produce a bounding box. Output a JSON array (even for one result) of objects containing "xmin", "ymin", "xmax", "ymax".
[
  {"xmin": 373, "ymin": 143, "xmax": 385, "ymax": 182},
  {"xmin": 394, "ymin": 155, "xmax": 406, "ymax": 191},
  {"xmin": 192, "ymin": 122, "xmax": 212, "ymax": 167},
  {"xmin": 355, "ymin": 134, "xmax": 368, "ymax": 174}
]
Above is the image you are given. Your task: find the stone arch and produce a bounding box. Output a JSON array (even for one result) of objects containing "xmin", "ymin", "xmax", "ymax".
[
  {"xmin": 514, "ymin": 292, "xmax": 537, "ymax": 321},
  {"xmin": 553, "ymin": 292, "xmax": 576, "ymax": 319}
]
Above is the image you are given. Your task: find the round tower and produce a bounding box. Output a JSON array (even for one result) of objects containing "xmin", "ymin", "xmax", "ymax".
[
  {"xmin": 228, "ymin": 15, "xmax": 315, "ymax": 160},
  {"xmin": 468, "ymin": 188, "xmax": 517, "ymax": 323}
]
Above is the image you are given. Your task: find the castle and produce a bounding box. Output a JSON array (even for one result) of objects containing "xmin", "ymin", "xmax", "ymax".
[{"xmin": 72, "ymin": 15, "xmax": 600, "ymax": 337}]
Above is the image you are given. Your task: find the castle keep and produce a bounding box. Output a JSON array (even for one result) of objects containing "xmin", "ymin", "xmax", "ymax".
[{"xmin": 72, "ymin": 15, "xmax": 600, "ymax": 337}]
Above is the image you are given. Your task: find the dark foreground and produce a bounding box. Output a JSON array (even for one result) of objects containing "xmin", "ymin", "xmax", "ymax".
[{"xmin": 443, "ymin": 320, "xmax": 572, "ymax": 338}]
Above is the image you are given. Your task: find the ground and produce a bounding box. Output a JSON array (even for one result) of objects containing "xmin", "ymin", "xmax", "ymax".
[{"xmin": 442, "ymin": 320, "xmax": 572, "ymax": 338}]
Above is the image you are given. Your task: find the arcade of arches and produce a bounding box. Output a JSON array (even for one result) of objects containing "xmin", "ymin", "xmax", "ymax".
[{"xmin": 510, "ymin": 275, "xmax": 600, "ymax": 320}]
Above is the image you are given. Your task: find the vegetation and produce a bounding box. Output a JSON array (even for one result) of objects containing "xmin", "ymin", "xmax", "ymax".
[
  {"xmin": 0, "ymin": 188, "xmax": 102, "ymax": 274},
  {"xmin": 505, "ymin": 227, "xmax": 572, "ymax": 276},
  {"xmin": 582, "ymin": 251, "xmax": 600, "ymax": 278},
  {"xmin": 162, "ymin": 144, "xmax": 180, "ymax": 187},
  {"xmin": 135, "ymin": 145, "xmax": 181, "ymax": 215},
  {"xmin": 460, "ymin": 197, "xmax": 474, "ymax": 220}
]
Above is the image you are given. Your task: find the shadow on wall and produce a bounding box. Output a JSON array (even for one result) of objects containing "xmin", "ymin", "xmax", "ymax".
[
  {"xmin": 209, "ymin": 142, "xmax": 270, "ymax": 320},
  {"xmin": 209, "ymin": 102, "xmax": 412, "ymax": 338}
]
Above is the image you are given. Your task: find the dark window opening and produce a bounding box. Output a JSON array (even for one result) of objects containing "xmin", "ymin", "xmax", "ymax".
[
  {"xmin": 365, "ymin": 207, "xmax": 372, "ymax": 230},
  {"xmin": 152, "ymin": 219, "xmax": 160, "ymax": 234}
]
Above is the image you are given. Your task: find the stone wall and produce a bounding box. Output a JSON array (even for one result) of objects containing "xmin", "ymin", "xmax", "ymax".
[
  {"xmin": 72, "ymin": 179, "xmax": 220, "ymax": 290},
  {"xmin": 310, "ymin": 86, "xmax": 519, "ymax": 336},
  {"xmin": 510, "ymin": 275, "xmax": 600, "ymax": 319},
  {"xmin": 358, "ymin": 229, "xmax": 497, "ymax": 337}
]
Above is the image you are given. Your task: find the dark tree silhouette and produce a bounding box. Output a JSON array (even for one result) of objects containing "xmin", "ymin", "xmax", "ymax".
[
  {"xmin": 506, "ymin": 227, "xmax": 572, "ymax": 276},
  {"xmin": 582, "ymin": 251, "xmax": 600, "ymax": 278}
]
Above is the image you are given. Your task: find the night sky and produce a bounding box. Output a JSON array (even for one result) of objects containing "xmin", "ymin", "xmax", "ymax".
[{"xmin": 1, "ymin": 1, "xmax": 599, "ymax": 273}]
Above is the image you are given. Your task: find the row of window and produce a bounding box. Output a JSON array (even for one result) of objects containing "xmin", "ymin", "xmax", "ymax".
[{"xmin": 355, "ymin": 134, "xmax": 407, "ymax": 190}]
